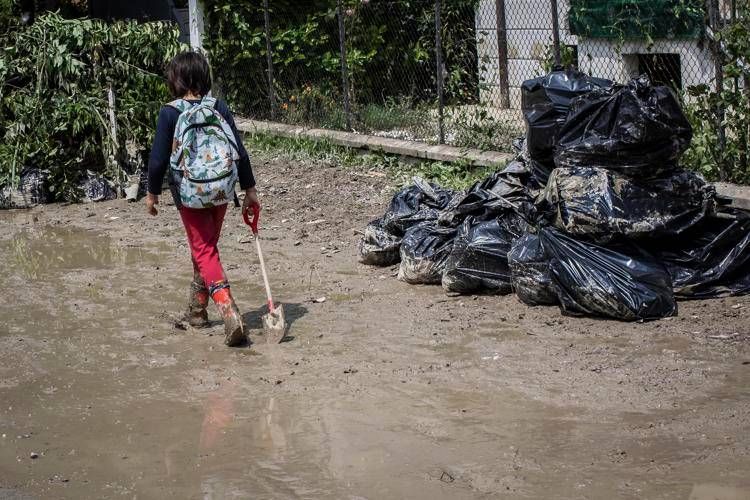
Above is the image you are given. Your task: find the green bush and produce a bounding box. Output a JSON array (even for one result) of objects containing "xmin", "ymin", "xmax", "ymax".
[
  {"xmin": 280, "ymin": 84, "xmax": 347, "ymax": 129},
  {"xmin": 0, "ymin": 0, "xmax": 14, "ymax": 29},
  {"xmin": 203, "ymin": 0, "xmax": 480, "ymax": 123},
  {"xmin": 682, "ymin": 1, "xmax": 749, "ymax": 184},
  {"xmin": 357, "ymin": 97, "xmax": 433, "ymax": 137},
  {"xmin": 0, "ymin": 13, "xmax": 183, "ymax": 201}
]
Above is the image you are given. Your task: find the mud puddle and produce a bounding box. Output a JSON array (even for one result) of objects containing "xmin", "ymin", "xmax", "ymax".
[
  {"xmin": 2, "ymin": 159, "xmax": 750, "ymax": 499},
  {"xmin": 0, "ymin": 225, "xmax": 165, "ymax": 280}
]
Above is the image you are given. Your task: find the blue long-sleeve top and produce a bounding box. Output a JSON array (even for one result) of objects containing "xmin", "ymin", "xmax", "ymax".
[{"xmin": 147, "ymin": 98, "xmax": 255, "ymax": 196}]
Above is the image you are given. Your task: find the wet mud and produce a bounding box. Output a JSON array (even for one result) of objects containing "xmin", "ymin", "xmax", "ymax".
[{"xmin": 1, "ymin": 157, "xmax": 749, "ymax": 499}]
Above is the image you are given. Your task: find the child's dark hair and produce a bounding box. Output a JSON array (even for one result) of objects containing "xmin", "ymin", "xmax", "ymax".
[{"xmin": 165, "ymin": 51, "xmax": 212, "ymax": 98}]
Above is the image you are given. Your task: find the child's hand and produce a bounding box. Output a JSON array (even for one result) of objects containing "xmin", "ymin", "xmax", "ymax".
[
  {"xmin": 146, "ymin": 193, "xmax": 159, "ymax": 216},
  {"xmin": 242, "ymin": 187, "xmax": 261, "ymax": 215}
]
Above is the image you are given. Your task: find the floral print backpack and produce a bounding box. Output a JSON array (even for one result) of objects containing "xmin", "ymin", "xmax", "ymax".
[{"xmin": 168, "ymin": 97, "xmax": 239, "ymax": 208}]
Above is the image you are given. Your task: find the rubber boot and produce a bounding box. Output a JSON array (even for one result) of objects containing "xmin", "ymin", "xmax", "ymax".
[
  {"xmin": 184, "ymin": 271, "xmax": 210, "ymax": 328},
  {"xmin": 211, "ymin": 286, "xmax": 246, "ymax": 347}
]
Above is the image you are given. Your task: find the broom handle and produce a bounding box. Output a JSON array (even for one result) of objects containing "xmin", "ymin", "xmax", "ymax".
[{"xmin": 255, "ymin": 235, "xmax": 276, "ymax": 313}]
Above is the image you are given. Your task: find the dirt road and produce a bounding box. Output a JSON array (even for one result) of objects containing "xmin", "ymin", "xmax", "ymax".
[{"xmin": 1, "ymin": 155, "xmax": 749, "ymax": 499}]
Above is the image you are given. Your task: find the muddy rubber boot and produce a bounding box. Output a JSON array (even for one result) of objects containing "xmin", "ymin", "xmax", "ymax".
[
  {"xmin": 184, "ymin": 272, "xmax": 210, "ymax": 328},
  {"xmin": 211, "ymin": 286, "xmax": 246, "ymax": 347}
]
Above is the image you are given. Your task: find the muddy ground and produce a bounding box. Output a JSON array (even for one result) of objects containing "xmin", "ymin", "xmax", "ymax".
[{"xmin": 1, "ymin": 152, "xmax": 749, "ymax": 500}]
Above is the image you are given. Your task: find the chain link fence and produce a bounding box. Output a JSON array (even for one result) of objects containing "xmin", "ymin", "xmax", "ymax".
[{"xmin": 207, "ymin": 0, "xmax": 740, "ymax": 156}]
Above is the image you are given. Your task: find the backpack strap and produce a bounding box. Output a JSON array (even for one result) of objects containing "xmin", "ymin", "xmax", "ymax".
[
  {"xmin": 201, "ymin": 96, "xmax": 217, "ymax": 109},
  {"xmin": 167, "ymin": 98, "xmax": 192, "ymax": 113}
]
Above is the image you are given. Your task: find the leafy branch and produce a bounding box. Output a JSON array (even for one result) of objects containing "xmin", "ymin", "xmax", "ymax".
[{"xmin": 0, "ymin": 13, "xmax": 184, "ymax": 200}]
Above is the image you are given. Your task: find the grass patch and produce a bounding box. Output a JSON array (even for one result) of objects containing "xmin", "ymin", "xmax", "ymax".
[
  {"xmin": 447, "ymin": 107, "xmax": 523, "ymax": 152},
  {"xmin": 244, "ymin": 132, "xmax": 501, "ymax": 191},
  {"xmin": 357, "ymin": 98, "xmax": 435, "ymax": 139}
]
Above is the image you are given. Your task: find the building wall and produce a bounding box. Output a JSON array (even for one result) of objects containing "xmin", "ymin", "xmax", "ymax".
[
  {"xmin": 476, "ymin": 0, "xmax": 577, "ymax": 109},
  {"xmin": 577, "ymin": 39, "xmax": 714, "ymax": 91},
  {"xmin": 476, "ymin": 0, "xmax": 715, "ymax": 109}
]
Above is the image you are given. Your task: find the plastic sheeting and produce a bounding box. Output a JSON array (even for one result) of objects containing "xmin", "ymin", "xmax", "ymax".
[
  {"xmin": 555, "ymin": 77, "xmax": 692, "ymax": 177},
  {"xmin": 398, "ymin": 222, "xmax": 457, "ymax": 285},
  {"xmin": 358, "ymin": 218, "xmax": 402, "ymax": 266},
  {"xmin": 508, "ymin": 233, "xmax": 559, "ymax": 306},
  {"xmin": 542, "ymin": 167, "xmax": 715, "ymax": 243},
  {"xmin": 540, "ymin": 229, "xmax": 677, "ymax": 321},
  {"xmin": 442, "ymin": 216, "xmax": 519, "ymax": 295}
]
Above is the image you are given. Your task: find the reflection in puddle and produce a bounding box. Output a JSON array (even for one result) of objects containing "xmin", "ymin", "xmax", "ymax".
[
  {"xmin": 192, "ymin": 390, "xmax": 323, "ymax": 499},
  {"xmin": 2, "ymin": 226, "xmax": 165, "ymax": 280},
  {"xmin": 200, "ymin": 381, "xmax": 238, "ymax": 451},
  {"xmin": 255, "ymin": 396, "xmax": 289, "ymax": 459}
]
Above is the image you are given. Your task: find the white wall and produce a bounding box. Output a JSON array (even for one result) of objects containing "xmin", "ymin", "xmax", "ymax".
[
  {"xmin": 577, "ymin": 39, "xmax": 715, "ymax": 91},
  {"xmin": 476, "ymin": 0, "xmax": 577, "ymax": 108},
  {"xmin": 475, "ymin": 0, "xmax": 715, "ymax": 108}
]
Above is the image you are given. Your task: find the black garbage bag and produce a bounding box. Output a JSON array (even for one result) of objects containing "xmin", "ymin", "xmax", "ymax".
[
  {"xmin": 540, "ymin": 228, "xmax": 677, "ymax": 321},
  {"xmin": 439, "ymin": 160, "xmax": 538, "ymax": 228},
  {"xmin": 522, "ymin": 69, "xmax": 612, "ymax": 180},
  {"xmin": 358, "ymin": 219, "xmax": 402, "ymax": 266},
  {"xmin": 0, "ymin": 167, "xmax": 52, "ymax": 209},
  {"xmin": 542, "ymin": 167, "xmax": 715, "ymax": 243},
  {"xmin": 511, "ymin": 137, "xmax": 555, "ymax": 188},
  {"xmin": 527, "ymin": 158, "xmax": 556, "ymax": 189},
  {"xmin": 438, "ymin": 188, "xmax": 510, "ymax": 227},
  {"xmin": 645, "ymin": 208, "xmax": 750, "ymax": 298},
  {"xmin": 554, "ymin": 76, "xmax": 692, "ymax": 177},
  {"xmin": 81, "ymin": 171, "xmax": 117, "ymax": 202},
  {"xmin": 138, "ymin": 167, "xmax": 149, "ymax": 197},
  {"xmin": 442, "ymin": 216, "xmax": 521, "ymax": 294},
  {"xmin": 479, "ymin": 159, "xmax": 538, "ymax": 204},
  {"xmin": 508, "ymin": 233, "xmax": 559, "ymax": 306},
  {"xmin": 398, "ymin": 222, "xmax": 457, "ymax": 285},
  {"xmin": 382, "ymin": 177, "xmax": 455, "ymax": 236}
]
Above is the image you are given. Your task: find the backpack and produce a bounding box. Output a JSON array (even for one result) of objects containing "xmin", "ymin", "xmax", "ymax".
[{"xmin": 168, "ymin": 97, "xmax": 239, "ymax": 208}]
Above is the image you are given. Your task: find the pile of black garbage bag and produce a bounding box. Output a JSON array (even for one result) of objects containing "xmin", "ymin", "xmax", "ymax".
[
  {"xmin": 359, "ymin": 70, "xmax": 750, "ymax": 322},
  {"xmin": 0, "ymin": 168, "xmax": 117, "ymax": 208}
]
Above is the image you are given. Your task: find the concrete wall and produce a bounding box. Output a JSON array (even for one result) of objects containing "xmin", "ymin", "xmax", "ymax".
[
  {"xmin": 476, "ymin": 0, "xmax": 715, "ymax": 108},
  {"xmin": 577, "ymin": 39, "xmax": 714, "ymax": 91},
  {"xmin": 475, "ymin": 0, "xmax": 577, "ymax": 109}
]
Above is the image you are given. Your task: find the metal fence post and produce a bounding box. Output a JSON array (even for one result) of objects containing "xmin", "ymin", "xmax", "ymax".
[
  {"xmin": 707, "ymin": 0, "xmax": 727, "ymax": 180},
  {"xmin": 495, "ymin": 0, "xmax": 510, "ymax": 109},
  {"xmin": 262, "ymin": 0, "xmax": 277, "ymax": 119},
  {"xmin": 106, "ymin": 85, "xmax": 123, "ymax": 197},
  {"xmin": 435, "ymin": 0, "xmax": 445, "ymax": 144},
  {"xmin": 188, "ymin": 0, "xmax": 205, "ymax": 52},
  {"xmin": 550, "ymin": 0, "xmax": 562, "ymax": 67},
  {"xmin": 337, "ymin": 0, "xmax": 353, "ymax": 131}
]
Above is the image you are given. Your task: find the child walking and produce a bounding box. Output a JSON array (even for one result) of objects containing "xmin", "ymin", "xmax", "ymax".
[{"xmin": 145, "ymin": 51, "xmax": 260, "ymax": 347}]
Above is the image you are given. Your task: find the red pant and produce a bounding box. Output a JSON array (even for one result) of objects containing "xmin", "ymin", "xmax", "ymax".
[{"xmin": 179, "ymin": 205, "xmax": 228, "ymax": 291}]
